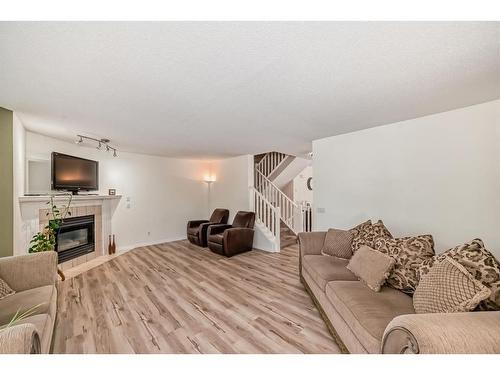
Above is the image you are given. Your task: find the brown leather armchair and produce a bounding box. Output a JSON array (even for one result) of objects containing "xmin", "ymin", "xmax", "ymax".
[
  {"xmin": 207, "ymin": 211, "xmax": 255, "ymax": 257},
  {"xmin": 187, "ymin": 208, "xmax": 229, "ymax": 247}
]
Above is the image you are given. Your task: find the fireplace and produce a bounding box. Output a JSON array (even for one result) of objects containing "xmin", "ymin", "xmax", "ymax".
[{"xmin": 54, "ymin": 215, "xmax": 95, "ymax": 264}]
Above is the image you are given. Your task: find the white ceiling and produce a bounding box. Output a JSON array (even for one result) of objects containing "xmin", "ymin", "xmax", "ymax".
[{"xmin": 1, "ymin": 22, "xmax": 499, "ymax": 159}]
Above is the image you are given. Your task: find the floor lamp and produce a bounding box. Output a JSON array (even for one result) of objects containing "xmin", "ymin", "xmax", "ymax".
[{"xmin": 204, "ymin": 175, "xmax": 216, "ymax": 216}]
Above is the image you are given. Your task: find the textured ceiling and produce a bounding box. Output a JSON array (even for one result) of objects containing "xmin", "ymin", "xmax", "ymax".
[{"xmin": 0, "ymin": 22, "xmax": 499, "ymax": 158}]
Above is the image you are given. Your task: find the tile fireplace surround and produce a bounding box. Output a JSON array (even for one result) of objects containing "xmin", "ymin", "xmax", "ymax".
[{"xmin": 17, "ymin": 195, "xmax": 121, "ymax": 269}]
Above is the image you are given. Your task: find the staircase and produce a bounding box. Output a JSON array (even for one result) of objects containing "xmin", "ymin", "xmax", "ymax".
[{"xmin": 251, "ymin": 151, "xmax": 312, "ymax": 251}]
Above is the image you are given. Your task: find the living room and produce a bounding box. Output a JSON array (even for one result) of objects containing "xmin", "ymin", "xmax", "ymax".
[{"xmin": 1, "ymin": 1, "xmax": 500, "ymax": 372}]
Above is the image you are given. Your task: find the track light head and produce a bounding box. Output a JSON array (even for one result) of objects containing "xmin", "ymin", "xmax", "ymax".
[{"xmin": 76, "ymin": 134, "xmax": 118, "ymax": 157}]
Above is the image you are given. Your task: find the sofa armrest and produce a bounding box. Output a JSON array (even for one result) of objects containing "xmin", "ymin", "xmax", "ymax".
[
  {"xmin": 0, "ymin": 252, "xmax": 57, "ymax": 292},
  {"xmin": 0, "ymin": 324, "xmax": 41, "ymax": 354},
  {"xmin": 208, "ymin": 224, "xmax": 233, "ymax": 236},
  {"xmin": 298, "ymin": 231, "xmax": 326, "ymax": 258},
  {"xmin": 381, "ymin": 311, "xmax": 500, "ymax": 354}
]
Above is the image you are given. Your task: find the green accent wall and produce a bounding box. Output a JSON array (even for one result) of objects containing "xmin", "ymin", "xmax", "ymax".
[{"xmin": 0, "ymin": 107, "xmax": 13, "ymax": 258}]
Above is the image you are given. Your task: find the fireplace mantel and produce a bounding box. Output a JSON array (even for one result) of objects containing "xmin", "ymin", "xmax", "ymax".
[
  {"xmin": 16, "ymin": 195, "xmax": 122, "ymax": 260},
  {"xmin": 19, "ymin": 194, "xmax": 122, "ymax": 203}
]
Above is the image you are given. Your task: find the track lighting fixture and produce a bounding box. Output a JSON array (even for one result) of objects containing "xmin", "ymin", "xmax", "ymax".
[{"xmin": 76, "ymin": 134, "xmax": 118, "ymax": 157}]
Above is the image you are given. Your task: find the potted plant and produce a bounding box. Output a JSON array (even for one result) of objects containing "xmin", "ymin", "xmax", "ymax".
[{"xmin": 28, "ymin": 194, "xmax": 73, "ymax": 281}]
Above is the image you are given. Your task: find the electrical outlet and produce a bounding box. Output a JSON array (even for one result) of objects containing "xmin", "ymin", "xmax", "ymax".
[
  {"xmin": 317, "ymin": 207, "xmax": 326, "ymax": 213},
  {"xmin": 126, "ymin": 203, "xmax": 131, "ymax": 209},
  {"xmin": 147, "ymin": 231, "xmax": 151, "ymax": 236}
]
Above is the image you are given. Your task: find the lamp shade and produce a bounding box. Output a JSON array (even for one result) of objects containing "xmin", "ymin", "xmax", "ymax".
[{"xmin": 204, "ymin": 174, "xmax": 216, "ymax": 183}]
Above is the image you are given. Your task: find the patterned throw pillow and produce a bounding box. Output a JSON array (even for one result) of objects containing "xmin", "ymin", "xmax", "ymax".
[
  {"xmin": 0, "ymin": 277, "xmax": 15, "ymax": 300},
  {"xmin": 418, "ymin": 239, "xmax": 500, "ymax": 311},
  {"xmin": 413, "ymin": 256, "xmax": 491, "ymax": 314},
  {"xmin": 321, "ymin": 228, "xmax": 354, "ymax": 259},
  {"xmin": 350, "ymin": 220, "xmax": 392, "ymax": 253},
  {"xmin": 374, "ymin": 234, "xmax": 435, "ymax": 294}
]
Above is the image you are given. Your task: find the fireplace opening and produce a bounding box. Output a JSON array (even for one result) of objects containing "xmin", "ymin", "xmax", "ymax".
[{"xmin": 54, "ymin": 214, "xmax": 95, "ymax": 264}]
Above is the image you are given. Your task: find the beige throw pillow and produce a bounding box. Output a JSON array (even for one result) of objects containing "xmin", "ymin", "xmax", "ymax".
[
  {"xmin": 413, "ymin": 256, "xmax": 491, "ymax": 314},
  {"xmin": 347, "ymin": 245, "xmax": 395, "ymax": 292},
  {"xmin": 321, "ymin": 228, "xmax": 354, "ymax": 259},
  {"xmin": 417, "ymin": 239, "xmax": 500, "ymax": 311},
  {"xmin": 0, "ymin": 277, "xmax": 15, "ymax": 300}
]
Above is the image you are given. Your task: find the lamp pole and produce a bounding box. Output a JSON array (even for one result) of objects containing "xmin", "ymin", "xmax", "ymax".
[{"xmin": 207, "ymin": 181, "xmax": 212, "ymax": 216}]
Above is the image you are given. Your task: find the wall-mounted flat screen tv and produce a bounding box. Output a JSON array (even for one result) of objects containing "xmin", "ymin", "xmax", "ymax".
[{"xmin": 51, "ymin": 152, "xmax": 99, "ymax": 193}]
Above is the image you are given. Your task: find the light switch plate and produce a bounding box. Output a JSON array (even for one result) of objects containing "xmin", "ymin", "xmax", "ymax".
[{"xmin": 316, "ymin": 207, "xmax": 326, "ymax": 213}]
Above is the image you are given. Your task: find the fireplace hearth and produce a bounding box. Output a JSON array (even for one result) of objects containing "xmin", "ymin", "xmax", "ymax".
[{"xmin": 55, "ymin": 215, "xmax": 95, "ymax": 263}]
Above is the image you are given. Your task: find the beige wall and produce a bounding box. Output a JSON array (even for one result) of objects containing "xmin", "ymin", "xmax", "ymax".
[
  {"xmin": 313, "ymin": 99, "xmax": 500, "ymax": 258},
  {"xmin": 0, "ymin": 107, "xmax": 13, "ymax": 257},
  {"xmin": 208, "ymin": 155, "xmax": 253, "ymax": 223}
]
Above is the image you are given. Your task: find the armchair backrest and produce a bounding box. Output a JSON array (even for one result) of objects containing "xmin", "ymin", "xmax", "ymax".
[
  {"xmin": 209, "ymin": 208, "xmax": 230, "ymax": 224},
  {"xmin": 232, "ymin": 211, "xmax": 255, "ymax": 229}
]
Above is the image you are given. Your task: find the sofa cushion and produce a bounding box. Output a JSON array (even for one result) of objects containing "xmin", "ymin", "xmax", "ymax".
[
  {"xmin": 414, "ymin": 256, "xmax": 491, "ymax": 314},
  {"xmin": 351, "ymin": 220, "xmax": 392, "ymax": 253},
  {"xmin": 418, "ymin": 239, "xmax": 500, "ymax": 311},
  {"xmin": 325, "ymin": 280, "xmax": 415, "ymax": 353},
  {"xmin": 302, "ymin": 255, "xmax": 358, "ymax": 291},
  {"xmin": 347, "ymin": 245, "xmax": 395, "ymax": 292},
  {"xmin": 0, "ymin": 285, "xmax": 56, "ymax": 325},
  {"xmin": 374, "ymin": 234, "xmax": 435, "ymax": 294},
  {"xmin": 0, "ymin": 277, "xmax": 15, "ymax": 300},
  {"xmin": 321, "ymin": 228, "xmax": 354, "ymax": 259}
]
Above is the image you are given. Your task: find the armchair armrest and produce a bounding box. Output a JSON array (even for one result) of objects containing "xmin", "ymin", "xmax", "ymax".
[
  {"xmin": 0, "ymin": 252, "xmax": 57, "ymax": 292},
  {"xmin": 198, "ymin": 222, "xmax": 214, "ymax": 245},
  {"xmin": 0, "ymin": 324, "xmax": 41, "ymax": 354},
  {"xmin": 298, "ymin": 231, "xmax": 326, "ymax": 258},
  {"xmin": 224, "ymin": 228, "xmax": 255, "ymax": 256},
  {"xmin": 187, "ymin": 219, "xmax": 209, "ymax": 228},
  {"xmin": 208, "ymin": 224, "xmax": 233, "ymax": 236},
  {"xmin": 381, "ymin": 311, "xmax": 500, "ymax": 354}
]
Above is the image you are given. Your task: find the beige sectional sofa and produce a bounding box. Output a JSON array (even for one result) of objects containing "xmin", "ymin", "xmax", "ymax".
[
  {"xmin": 0, "ymin": 252, "xmax": 58, "ymax": 354},
  {"xmin": 299, "ymin": 231, "xmax": 500, "ymax": 354}
]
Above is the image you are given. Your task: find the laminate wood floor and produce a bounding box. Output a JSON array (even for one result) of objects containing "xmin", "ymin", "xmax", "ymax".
[{"xmin": 53, "ymin": 240, "xmax": 341, "ymax": 354}]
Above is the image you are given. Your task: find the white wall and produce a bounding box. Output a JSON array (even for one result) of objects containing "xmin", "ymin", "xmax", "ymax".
[
  {"xmin": 313, "ymin": 99, "xmax": 500, "ymax": 257},
  {"xmin": 293, "ymin": 166, "xmax": 313, "ymax": 204},
  {"xmin": 208, "ymin": 155, "xmax": 253, "ymax": 223},
  {"xmin": 22, "ymin": 132, "xmax": 209, "ymax": 251},
  {"xmin": 12, "ymin": 113, "xmax": 25, "ymax": 254}
]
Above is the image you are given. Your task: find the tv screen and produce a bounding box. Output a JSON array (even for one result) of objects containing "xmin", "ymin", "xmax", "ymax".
[{"xmin": 52, "ymin": 152, "xmax": 99, "ymax": 192}]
